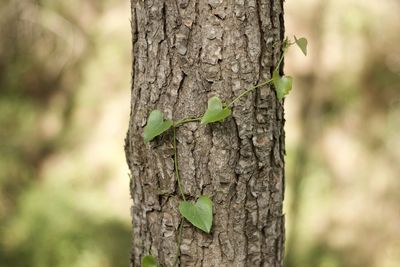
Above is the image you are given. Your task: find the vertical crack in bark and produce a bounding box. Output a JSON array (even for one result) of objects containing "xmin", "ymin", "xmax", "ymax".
[
  {"xmin": 269, "ymin": 0, "xmax": 277, "ymax": 73},
  {"xmin": 278, "ymin": 0, "xmax": 286, "ymax": 75},
  {"xmin": 162, "ymin": 1, "xmax": 167, "ymax": 40},
  {"xmin": 256, "ymin": 0, "xmax": 265, "ymax": 82}
]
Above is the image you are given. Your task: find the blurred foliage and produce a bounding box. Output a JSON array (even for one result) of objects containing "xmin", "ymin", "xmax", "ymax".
[
  {"xmin": 1, "ymin": 182, "xmax": 130, "ymax": 267},
  {"xmin": 0, "ymin": 0, "xmax": 131, "ymax": 266},
  {"xmin": 0, "ymin": 0, "xmax": 399, "ymax": 267},
  {"xmin": 284, "ymin": 0, "xmax": 400, "ymax": 267}
]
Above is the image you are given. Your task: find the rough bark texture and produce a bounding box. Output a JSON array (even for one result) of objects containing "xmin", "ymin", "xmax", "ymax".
[{"xmin": 125, "ymin": 0, "xmax": 286, "ymax": 266}]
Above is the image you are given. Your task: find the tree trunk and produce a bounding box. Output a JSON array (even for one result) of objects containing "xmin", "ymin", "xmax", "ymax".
[{"xmin": 125, "ymin": 0, "xmax": 286, "ymax": 266}]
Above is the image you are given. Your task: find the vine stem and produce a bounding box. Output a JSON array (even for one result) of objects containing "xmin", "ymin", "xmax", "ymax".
[
  {"xmin": 226, "ymin": 43, "xmax": 290, "ymax": 108},
  {"xmin": 173, "ymin": 124, "xmax": 186, "ymax": 201},
  {"xmin": 226, "ymin": 78, "xmax": 274, "ymax": 108},
  {"xmin": 274, "ymin": 54, "xmax": 285, "ymax": 73},
  {"xmin": 273, "ymin": 40, "xmax": 295, "ymax": 74},
  {"xmin": 175, "ymin": 117, "xmax": 201, "ymax": 127}
]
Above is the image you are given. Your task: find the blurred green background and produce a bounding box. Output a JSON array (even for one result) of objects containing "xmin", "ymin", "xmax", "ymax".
[{"xmin": 0, "ymin": 0, "xmax": 399, "ymax": 267}]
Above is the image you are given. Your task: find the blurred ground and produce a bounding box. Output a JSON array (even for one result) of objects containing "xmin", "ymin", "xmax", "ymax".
[{"xmin": 0, "ymin": 0, "xmax": 399, "ymax": 267}]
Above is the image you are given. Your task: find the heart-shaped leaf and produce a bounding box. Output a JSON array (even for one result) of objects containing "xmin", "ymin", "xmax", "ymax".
[
  {"xmin": 179, "ymin": 196, "xmax": 213, "ymax": 233},
  {"xmin": 143, "ymin": 110, "xmax": 173, "ymax": 143},
  {"xmin": 294, "ymin": 36, "xmax": 308, "ymax": 56},
  {"xmin": 273, "ymin": 70, "xmax": 293, "ymax": 101},
  {"xmin": 141, "ymin": 255, "xmax": 157, "ymax": 267},
  {"xmin": 201, "ymin": 96, "xmax": 231, "ymax": 124}
]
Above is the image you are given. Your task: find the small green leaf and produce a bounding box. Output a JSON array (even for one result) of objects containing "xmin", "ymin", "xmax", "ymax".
[
  {"xmin": 273, "ymin": 70, "xmax": 293, "ymax": 101},
  {"xmin": 179, "ymin": 196, "xmax": 213, "ymax": 233},
  {"xmin": 141, "ymin": 255, "xmax": 157, "ymax": 267},
  {"xmin": 200, "ymin": 96, "xmax": 231, "ymax": 124},
  {"xmin": 294, "ymin": 36, "xmax": 308, "ymax": 56},
  {"xmin": 143, "ymin": 110, "xmax": 173, "ymax": 143}
]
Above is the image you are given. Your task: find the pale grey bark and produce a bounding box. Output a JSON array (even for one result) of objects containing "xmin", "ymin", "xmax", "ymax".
[{"xmin": 125, "ymin": 0, "xmax": 286, "ymax": 266}]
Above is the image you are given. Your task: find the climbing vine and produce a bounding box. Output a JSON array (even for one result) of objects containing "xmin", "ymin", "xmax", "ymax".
[{"xmin": 140, "ymin": 36, "xmax": 307, "ymax": 267}]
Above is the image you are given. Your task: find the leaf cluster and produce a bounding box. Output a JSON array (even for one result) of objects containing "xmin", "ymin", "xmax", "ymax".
[{"xmin": 140, "ymin": 36, "xmax": 307, "ymax": 266}]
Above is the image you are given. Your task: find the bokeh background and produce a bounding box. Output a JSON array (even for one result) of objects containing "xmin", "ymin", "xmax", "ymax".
[{"xmin": 0, "ymin": 0, "xmax": 399, "ymax": 267}]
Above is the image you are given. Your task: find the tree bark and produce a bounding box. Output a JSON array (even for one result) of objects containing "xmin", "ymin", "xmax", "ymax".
[{"xmin": 125, "ymin": 0, "xmax": 286, "ymax": 266}]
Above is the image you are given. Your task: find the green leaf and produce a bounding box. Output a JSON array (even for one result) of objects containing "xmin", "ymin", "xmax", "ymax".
[
  {"xmin": 294, "ymin": 36, "xmax": 308, "ymax": 56},
  {"xmin": 141, "ymin": 255, "xmax": 157, "ymax": 267},
  {"xmin": 273, "ymin": 70, "xmax": 293, "ymax": 101},
  {"xmin": 143, "ymin": 110, "xmax": 173, "ymax": 143},
  {"xmin": 179, "ymin": 196, "xmax": 213, "ymax": 233},
  {"xmin": 200, "ymin": 96, "xmax": 231, "ymax": 124}
]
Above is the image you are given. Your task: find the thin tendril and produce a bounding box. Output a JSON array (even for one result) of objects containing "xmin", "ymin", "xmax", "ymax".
[
  {"xmin": 175, "ymin": 117, "xmax": 201, "ymax": 127},
  {"xmin": 173, "ymin": 125, "xmax": 186, "ymax": 201},
  {"xmin": 226, "ymin": 78, "xmax": 274, "ymax": 108}
]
